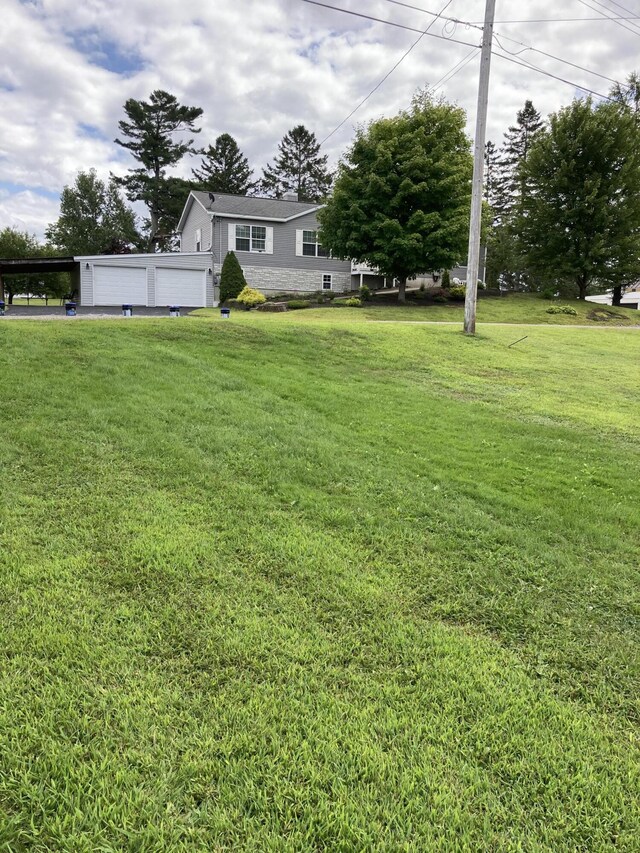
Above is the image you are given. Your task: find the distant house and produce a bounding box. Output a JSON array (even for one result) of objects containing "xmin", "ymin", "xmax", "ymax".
[
  {"xmin": 586, "ymin": 283, "xmax": 640, "ymax": 310},
  {"xmin": 176, "ymin": 191, "xmax": 355, "ymax": 296},
  {"xmin": 75, "ymin": 191, "xmax": 358, "ymax": 307}
]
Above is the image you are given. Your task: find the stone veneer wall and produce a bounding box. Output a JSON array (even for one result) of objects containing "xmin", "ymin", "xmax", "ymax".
[{"xmin": 236, "ymin": 265, "xmax": 354, "ymax": 294}]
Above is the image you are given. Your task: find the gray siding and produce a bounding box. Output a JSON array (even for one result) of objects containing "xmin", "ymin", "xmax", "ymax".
[
  {"xmin": 77, "ymin": 253, "xmax": 216, "ymax": 307},
  {"xmin": 180, "ymin": 199, "xmax": 213, "ymax": 253},
  {"xmin": 212, "ymin": 212, "xmax": 351, "ymax": 274}
]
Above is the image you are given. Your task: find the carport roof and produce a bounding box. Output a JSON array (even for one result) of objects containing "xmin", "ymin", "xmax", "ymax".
[{"xmin": 0, "ymin": 256, "xmax": 77, "ymax": 275}]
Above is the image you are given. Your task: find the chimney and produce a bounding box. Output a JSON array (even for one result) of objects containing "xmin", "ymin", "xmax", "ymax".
[{"xmin": 282, "ymin": 191, "xmax": 298, "ymax": 201}]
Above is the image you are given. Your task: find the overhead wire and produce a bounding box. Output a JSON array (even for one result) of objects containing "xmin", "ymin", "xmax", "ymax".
[
  {"xmin": 319, "ymin": 0, "xmax": 458, "ymax": 145},
  {"xmin": 575, "ymin": 0, "xmax": 640, "ymax": 35}
]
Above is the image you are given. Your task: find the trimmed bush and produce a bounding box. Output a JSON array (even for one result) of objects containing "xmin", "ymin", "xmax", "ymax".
[
  {"xmin": 359, "ymin": 284, "xmax": 371, "ymax": 302},
  {"xmin": 448, "ymin": 285, "xmax": 466, "ymax": 300},
  {"xmin": 433, "ymin": 295, "xmax": 448, "ymax": 304},
  {"xmin": 546, "ymin": 305, "xmax": 577, "ymax": 316},
  {"xmin": 219, "ymin": 251, "xmax": 247, "ymax": 303},
  {"xmin": 441, "ymin": 269, "xmax": 451, "ymax": 289},
  {"xmin": 236, "ymin": 286, "xmax": 266, "ymax": 309},
  {"xmin": 287, "ymin": 300, "xmax": 312, "ymax": 310},
  {"xmin": 343, "ymin": 297, "xmax": 362, "ymax": 307}
]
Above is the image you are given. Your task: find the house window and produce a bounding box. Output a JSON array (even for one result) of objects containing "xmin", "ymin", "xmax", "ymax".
[
  {"xmin": 235, "ymin": 224, "xmax": 266, "ymax": 252},
  {"xmin": 322, "ymin": 274, "xmax": 332, "ymax": 291},
  {"xmin": 195, "ymin": 228, "xmax": 202, "ymax": 252},
  {"xmin": 302, "ymin": 230, "xmax": 327, "ymax": 257}
]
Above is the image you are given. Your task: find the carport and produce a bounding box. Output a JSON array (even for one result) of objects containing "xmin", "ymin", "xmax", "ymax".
[{"xmin": 0, "ymin": 257, "xmax": 80, "ymax": 304}]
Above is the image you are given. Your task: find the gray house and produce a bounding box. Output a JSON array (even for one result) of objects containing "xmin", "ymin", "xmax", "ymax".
[{"xmin": 176, "ymin": 191, "xmax": 354, "ymax": 296}]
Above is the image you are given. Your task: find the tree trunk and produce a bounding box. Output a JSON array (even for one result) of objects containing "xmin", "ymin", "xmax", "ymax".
[
  {"xmin": 147, "ymin": 208, "xmax": 159, "ymax": 252},
  {"xmin": 577, "ymin": 274, "xmax": 588, "ymax": 300},
  {"xmin": 397, "ymin": 277, "xmax": 406, "ymax": 304},
  {"xmin": 611, "ymin": 284, "xmax": 622, "ymax": 307}
]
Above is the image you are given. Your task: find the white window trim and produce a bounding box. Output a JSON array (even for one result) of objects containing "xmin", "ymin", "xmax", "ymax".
[
  {"xmin": 231, "ymin": 223, "xmax": 273, "ymax": 254},
  {"xmin": 322, "ymin": 273, "xmax": 333, "ymax": 291},
  {"xmin": 195, "ymin": 228, "xmax": 202, "ymax": 252}
]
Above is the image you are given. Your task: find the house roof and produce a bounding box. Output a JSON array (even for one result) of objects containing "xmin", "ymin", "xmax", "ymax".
[{"xmin": 177, "ymin": 191, "xmax": 321, "ymax": 231}]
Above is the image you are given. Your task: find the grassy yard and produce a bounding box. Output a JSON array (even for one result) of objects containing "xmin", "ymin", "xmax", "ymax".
[
  {"xmin": 0, "ymin": 313, "xmax": 638, "ymax": 850},
  {"xmin": 272, "ymin": 292, "xmax": 640, "ymax": 325}
]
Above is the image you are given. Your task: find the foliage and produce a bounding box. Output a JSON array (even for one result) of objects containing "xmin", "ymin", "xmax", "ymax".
[
  {"xmin": 286, "ymin": 299, "xmax": 312, "ymax": 309},
  {"xmin": 318, "ymin": 91, "xmax": 472, "ymax": 303},
  {"xmin": 519, "ymin": 98, "xmax": 640, "ymax": 299},
  {"xmin": 261, "ymin": 125, "xmax": 332, "ymax": 201},
  {"xmin": 432, "ymin": 295, "xmax": 448, "ymax": 303},
  {"xmin": 193, "ymin": 133, "xmax": 254, "ymax": 195},
  {"xmin": 0, "ymin": 318, "xmax": 638, "ymax": 849},
  {"xmin": 0, "ymin": 228, "xmax": 66, "ymax": 304},
  {"xmin": 114, "ymin": 89, "xmax": 203, "ymax": 250},
  {"xmin": 46, "ymin": 169, "xmax": 140, "ymax": 255},
  {"xmin": 546, "ymin": 305, "xmax": 577, "ymax": 315},
  {"xmin": 342, "ymin": 297, "xmax": 362, "ymax": 307},
  {"xmin": 441, "ymin": 269, "xmax": 451, "ymax": 289},
  {"xmin": 236, "ymin": 285, "xmax": 266, "ymax": 308},
  {"xmin": 358, "ymin": 283, "xmax": 371, "ymax": 302},
  {"xmin": 448, "ymin": 285, "xmax": 466, "ymax": 300},
  {"xmin": 219, "ymin": 251, "xmax": 247, "ymax": 303},
  {"xmin": 541, "ymin": 288, "xmax": 556, "ymax": 300}
]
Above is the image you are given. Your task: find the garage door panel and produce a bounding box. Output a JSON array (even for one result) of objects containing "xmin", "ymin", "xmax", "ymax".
[
  {"xmin": 94, "ymin": 266, "xmax": 147, "ymax": 305},
  {"xmin": 156, "ymin": 268, "xmax": 206, "ymax": 306}
]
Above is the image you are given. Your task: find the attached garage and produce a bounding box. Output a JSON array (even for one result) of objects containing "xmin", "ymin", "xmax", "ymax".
[
  {"xmin": 156, "ymin": 267, "xmax": 206, "ymax": 307},
  {"xmin": 94, "ymin": 265, "xmax": 147, "ymax": 306}
]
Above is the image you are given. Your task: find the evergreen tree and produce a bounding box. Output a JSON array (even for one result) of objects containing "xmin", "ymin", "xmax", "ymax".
[
  {"xmin": 219, "ymin": 251, "xmax": 247, "ymax": 303},
  {"xmin": 193, "ymin": 134, "xmax": 254, "ymax": 195},
  {"xmin": 46, "ymin": 169, "xmax": 140, "ymax": 256},
  {"xmin": 114, "ymin": 90, "xmax": 203, "ymax": 250},
  {"xmin": 261, "ymin": 125, "xmax": 332, "ymax": 201},
  {"xmin": 483, "ymin": 140, "xmax": 501, "ymax": 216}
]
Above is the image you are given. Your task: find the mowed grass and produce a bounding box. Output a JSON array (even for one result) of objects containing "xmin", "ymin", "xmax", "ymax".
[
  {"xmin": 256, "ymin": 291, "xmax": 640, "ymax": 325},
  {"xmin": 0, "ymin": 313, "xmax": 638, "ymax": 850}
]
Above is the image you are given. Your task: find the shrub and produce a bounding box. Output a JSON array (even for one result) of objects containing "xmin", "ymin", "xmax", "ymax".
[
  {"xmin": 546, "ymin": 305, "xmax": 577, "ymax": 315},
  {"xmin": 359, "ymin": 284, "xmax": 371, "ymax": 301},
  {"xmin": 433, "ymin": 295, "xmax": 448, "ymax": 304},
  {"xmin": 236, "ymin": 286, "xmax": 266, "ymax": 308},
  {"xmin": 441, "ymin": 269, "xmax": 451, "ymax": 289},
  {"xmin": 219, "ymin": 251, "xmax": 247, "ymax": 303},
  {"xmin": 419, "ymin": 282, "xmax": 425, "ymax": 292},
  {"xmin": 287, "ymin": 300, "xmax": 312, "ymax": 310},
  {"xmin": 343, "ymin": 297, "xmax": 362, "ymax": 307},
  {"xmin": 541, "ymin": 288, "xmax": 556, "ymax": 300},
  {"xmin": 448, "ymin": 285, "xmax": 466, "ymax": 300}
]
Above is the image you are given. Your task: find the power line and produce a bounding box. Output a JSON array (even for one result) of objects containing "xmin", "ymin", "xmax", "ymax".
[
  {"xmin": 383, "ymin": 0, "xmax": 482, "ymax": 31},
  {"xmin": 319, "ymin": 0, "xmax": 457, "ymax": 145},
  {"xmin": 302, "ymin": 0, "xmax": 616, "ymax": 101},
  {"xmin": 300, "ymin": 0, "xmax": 479, "ymax": 48},
  {"xmin": 431, "ymin": 47, "xmax": 480, "ymax": 91},
  {"xmin": 575, "ymin": 0, "xmax": 640, "ymax": 35}
]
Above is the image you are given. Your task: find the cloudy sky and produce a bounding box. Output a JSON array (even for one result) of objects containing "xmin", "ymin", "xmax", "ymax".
[{"xmin": 1, "ymin": 0, "xmax": 638, "ymax": 239}]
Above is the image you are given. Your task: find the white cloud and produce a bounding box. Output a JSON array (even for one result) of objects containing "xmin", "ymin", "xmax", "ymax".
[{"xmin": 0, "ymin": 0, "xmax": 638, "ymax": 238}]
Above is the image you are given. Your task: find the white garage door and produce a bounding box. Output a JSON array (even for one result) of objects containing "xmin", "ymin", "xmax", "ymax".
[
  {"xmin": 156, "ymin": 267, "xmax": 206, "ymax": 306},
  {"xmin": 94, "ymin": 265, "xmax": 147, "ymax": 305}
]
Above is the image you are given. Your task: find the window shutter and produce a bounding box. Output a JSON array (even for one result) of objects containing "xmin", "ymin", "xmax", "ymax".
[
  {"xmin": 228, "ymin": 223, "xmax": 236, "ymax": 252},
  {"xmin": 265, "ymin": 227, "xmax": 274, "ymax": 254},
  {"xmin": 295, "ymin": 229, "xmax": 303, "ymax": 257}
]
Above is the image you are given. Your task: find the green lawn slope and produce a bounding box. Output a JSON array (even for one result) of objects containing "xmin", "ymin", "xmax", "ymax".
[{"xmin": 0, "ymin": 315, "xmax": 638, "ymax": 849}]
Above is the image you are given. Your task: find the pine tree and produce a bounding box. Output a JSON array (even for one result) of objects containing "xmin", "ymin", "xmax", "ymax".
[
  {"xmin": 483, "ymin": 141, "xmax": 501, "ymax": 218},
  {"xmin": 114, "ymin": 90, "xmax": 203, "ymax": 250},
  {"xmin": 261, "ymin": 125, "xmax": 332, "ymax": 201},
  {"xmin": 497, "ymin": 100, "xmax": 544, "ymax": 218},
  {"xmin": 219, "ymin": 251, "xmax": 247, "ymax": 303},
  {"xmin": 193, "ymin": 134, "xmax": 254, "ymax": 195}
]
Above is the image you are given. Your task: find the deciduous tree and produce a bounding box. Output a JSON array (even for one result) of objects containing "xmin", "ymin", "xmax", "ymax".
[
  {"xmin": 318, "ymin": 92, "xmax": 472, "ymax": 303},
  {"xmin": 519, "ymin": 98, "xmax": 640, "ymax": 300},
  {"xmin": 114, "ymin": 90, "xmax": 203, "ymax": 250},
  {"xmin": 261, "ymin": 125, "xmax": 331, "ymax": 201},
  {"xmin": 46, "ymin": 169, "xmax": 140, "ymax": 256}
]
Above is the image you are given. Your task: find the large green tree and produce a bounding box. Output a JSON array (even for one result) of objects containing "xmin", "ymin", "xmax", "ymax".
[
  {"xmin": 46, "ymin": 169, "xmax": 140, "ymax": 256},
  {"xmin": 519, "ymin": 97, "xmax": 640, "ymax": 300},
  {"xmin": 318, "ymin": 93, "xmax": 472, "ymax": 303},
  {"xmin": 114, "ymin": 90, "xmax": 203, "ymax": 250},
  {"xmin": 261, "ymin": 125, "xmax": 332, "ymax": 201},
  {"xmin": 0, "ymin": 227, "xmax": 41, "ymax": 304},
  {"xmin": 193, "ymin": 133, "xmax": 254, "ymax": 195}
]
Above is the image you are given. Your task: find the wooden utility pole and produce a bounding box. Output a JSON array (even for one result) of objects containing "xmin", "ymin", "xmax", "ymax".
[{"xmin": 464, "ymin": 0, "xmax": 496, "ymax": 335}]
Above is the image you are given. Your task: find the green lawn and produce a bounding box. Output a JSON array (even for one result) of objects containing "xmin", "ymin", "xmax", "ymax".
[
  {"xmin": 250, "ymin": 292, "xmax": 639, "ymax": 325},
  {"xmin": 1, "ymin": 313, "xmax": 638, "ymax": 850}
]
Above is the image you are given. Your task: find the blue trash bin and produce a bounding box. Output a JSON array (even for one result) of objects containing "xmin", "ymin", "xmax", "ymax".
[
  {"xmin": 65, "ymin": 302, "xmax": 77, "ymax": 317},
  {"xmin": 122, "ymin": 304, "xmax": 133, "ymax": 317},
  {"xmin": 220, "ymin": 307, "xmax": 231, "ymax": 319},
  {"xmin": 169, "ymin": 305, "xmax": 181, "ymax": 317},
  {"xmin": 0, "ymin": 301, "xmax": 5, "ymax": 317}
]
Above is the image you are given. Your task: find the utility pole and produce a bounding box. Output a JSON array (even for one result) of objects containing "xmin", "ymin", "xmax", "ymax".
[{"xmin": 464, "ymin": 0, "xmax": 496, "ymax": 335}]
